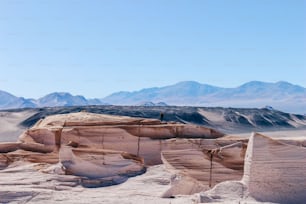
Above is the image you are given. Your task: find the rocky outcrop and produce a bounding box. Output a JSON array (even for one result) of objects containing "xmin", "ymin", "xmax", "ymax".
[
  {"xmin": 59, "ymin": 146, "xmax": 145, "ymax": 187},
  {"xmin": 242, "ymin": 133, "xmax": 306, "ymax": 203},
  {"xmin": 161, "ymin": 140, "xmax": 247, "ymax": 197},
  {"xmin": 2, "ymin": 110, "xmax": 306, "ymax": 203},
  {"xmin": 199, "ymin": 133, "xmax": 306, "ymax": 203},
  {"xmin": 0, "ymin": 112, "xmax": 225, "ymax": 188},
  {"xmin": 18, "ymin": 112, "xmax": 224, "ymax": 164}
]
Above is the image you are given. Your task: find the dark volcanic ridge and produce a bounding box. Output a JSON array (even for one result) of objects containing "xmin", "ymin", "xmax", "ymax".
[{"xmin": 5, "ymin": 105, "xmax": 306, "ymax": 134}]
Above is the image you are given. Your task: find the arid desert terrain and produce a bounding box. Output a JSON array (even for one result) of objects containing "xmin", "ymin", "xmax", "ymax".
[{"xmin": 1, "ymin": 106, "xmax": 306, "ymax": 204}]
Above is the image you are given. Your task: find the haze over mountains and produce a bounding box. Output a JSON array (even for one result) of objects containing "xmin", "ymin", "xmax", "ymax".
[
  {"xmin": 1, "ymin": 81, "xmax": 306, "ymax": 113},
  {"xmin": 0, "ymin": 92, "xmax": 107, "ymax": 110}
]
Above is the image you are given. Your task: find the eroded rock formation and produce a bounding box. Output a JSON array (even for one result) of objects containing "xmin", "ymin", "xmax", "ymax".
[
  {"xmin": 242, "ymin": 133, "xmax": 306, "ymax": 203},
  {"xmin": 199, "ymin": 133, "xmax": 306, "ymax": 203},
  {"xmin": 1, "ymin": 111, "xmax": 306, "ymax": 203},
  {"xmin": 0, "ymin": 112, "xmax": 226, "ymax": 188},
  {"xmin": 161, "ymin": 140, "xmax": 247, "ymax": 197}
]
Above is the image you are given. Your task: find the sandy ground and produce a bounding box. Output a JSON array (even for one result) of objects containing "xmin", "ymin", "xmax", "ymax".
[
  {"xmin": 0, "ymin": 110, "xmax": 37, "ymax": 142},
  {"xmin": 0, "ymin": 164, "xmax": 196, "ymax": 204}
]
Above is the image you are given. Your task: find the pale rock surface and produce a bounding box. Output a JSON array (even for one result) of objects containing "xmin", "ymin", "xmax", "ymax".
[
  {"xmin": 59, "ymin": 146, "xmax": 145, "ymax": 187},
  {"xmin": 242, "ymin": 133, "xmax": 306, "ymax": 203},
  {"xmin": 199, "ymin": 133, "xmax": 306, "ymax": 204},
  {"xmin": 161, "ymin": 140, "xmax": 247, "ymax": 197},
  {"xmin": 0, "ymin": 164, "xmax": 196, "ymax": 204},
  {"xmin": 18, "ymin": 112, "xmax": 224, "ymax": 166},
  {"xmin": 0, "ymin": 112, "xmax": 227, "ymax": 199},
  {"xmin": 3, "ymin": 112, "xmax": 305, "ymax": 203}
]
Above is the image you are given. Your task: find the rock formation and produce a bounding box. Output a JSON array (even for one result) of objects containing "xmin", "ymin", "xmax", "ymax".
[
  {"xmin": 199, "ymin": 133, "xmax": 306, "ymax": 203},
  {"xmin": 161, "ymin": 140, "xmax": 247, "ymax": 197},
  {"xmin": 1, "ymin": 111, "xmax": 306, "ymax": 203},
  {"xmin": 59, "ymin": 146, "xmax": 145, "ymax": 187},
  {"xmin": 242, "ymin": 133, "xmax": 306, "ymax": 203},
  {"xmin": 0, "ymin": 112, "xmax": 226, "ymax": 188}
]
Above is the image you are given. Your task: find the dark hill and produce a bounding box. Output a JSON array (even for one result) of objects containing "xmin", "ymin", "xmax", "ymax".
[{"xmin": 15, "ymin": 105, "xmax": 306, "ymax": 134}]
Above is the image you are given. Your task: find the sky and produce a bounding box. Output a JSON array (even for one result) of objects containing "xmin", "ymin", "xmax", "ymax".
[{"xmin": 0, "ymin": 0, "xmax": 305, "ymax": 99}]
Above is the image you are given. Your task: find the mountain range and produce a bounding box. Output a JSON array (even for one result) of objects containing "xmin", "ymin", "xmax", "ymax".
[
  {"xmin": 0, "ymin": 91, "xmax": 107, "ymax": 110},
  {"xmin": 1, "ymin": 81, "xmax": 306, "ymax": 113}
]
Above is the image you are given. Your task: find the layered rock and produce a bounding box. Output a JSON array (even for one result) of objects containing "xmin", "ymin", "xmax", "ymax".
[
  {"xmin": 59, "ymin": 146, "xmax": 145, "ymax": 187},
  {"xmin": 0, "ymin": 112, "xmax": 226, "ymax": 188},
  {"xmin": 2, "ymin": 111, "xmax": 306, "ymax": 202},
  {"xmin": 242, "ymin": 133, "xmax": 306, "ymax": 203},
  {"xmin": 199, "ymin": 133, "xmax": 306, "ymax": 203},
  {"xmin": 0, "ymin": 142, "xmax": 21, "ymax": 153},
  {"xmin": 161, "ymin": 140, "xmax": 247, "ymax": 197},
  {"xmin": 18, "ymin": 112, "xmax": 224, "ymax": 165}
]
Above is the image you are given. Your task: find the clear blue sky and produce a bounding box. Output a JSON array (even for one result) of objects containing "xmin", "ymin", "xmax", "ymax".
[{"xmin": 0, "ymin": 0, "xmax": 305, "ymax": 98}]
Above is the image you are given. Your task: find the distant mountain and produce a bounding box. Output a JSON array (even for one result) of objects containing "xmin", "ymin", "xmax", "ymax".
[
  {"xmin": 1, "ymin": 81, "xmax": 306, "ymax": 113},
  {"xmin": 0, "ymin": 90, "xmax": 36, "ymax": 109},
  {"xmin": 102, "ymin": 81, "xmax": 306, "ymax": 113},
  {"xmin": 0, "ymin": 91, "xmax": 107, "ymax": 109},
  {"xmin": 37, "ymin": 92, "xmax": 108, "ymax": 107},
  {"xmin": 104, "ymin": 81, "xmax": 222, "ymax": 105},
  {"xmin": 37, "ymin": 92, "xmax": 87, "ymax": 107}
]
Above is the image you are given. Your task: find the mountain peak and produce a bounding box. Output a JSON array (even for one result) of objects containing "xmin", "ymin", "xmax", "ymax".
[
  {"xmin": 239, "ymin": 81, "xmax": 271, "ymax": 88},
  {"xmin": 175, "ymin": 81, "xmax": 201, "ymax": 86},
  {"xmin": 102, "ymin": 81, "xmax": 306, "ymax": 113},
  {"xmin": 43, "ymin": 92, "xmax": 73, "ymax": 97},
  {"xmin": 1, "ymin": 81, "xmax": 306, "ymax": 113},
  {"xmin": 275, "ymin": 81, "xmax": 297, "ymax": 87}
]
